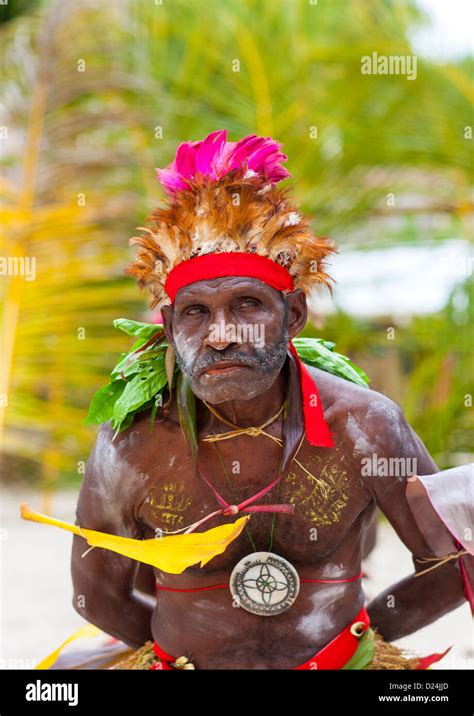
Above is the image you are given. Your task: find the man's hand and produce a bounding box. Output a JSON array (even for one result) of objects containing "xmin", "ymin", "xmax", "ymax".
[
  {"xmin": 71, "ymin": 422, "xmax": 154, "ymax": 648},
  {"xmin": 360, "ymin": 396, "xmax": 467, "ymax": 641}
]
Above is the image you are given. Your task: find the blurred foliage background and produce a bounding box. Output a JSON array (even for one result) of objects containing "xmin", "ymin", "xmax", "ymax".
[{"xmin": 0, "ymin": 0, "xmax": 472, "ymax": 502}]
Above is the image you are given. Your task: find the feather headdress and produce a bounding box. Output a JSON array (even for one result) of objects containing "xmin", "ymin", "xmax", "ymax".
[{"xmin": 124, "ymin": 129, "xmax": 337, "ymax": 309}]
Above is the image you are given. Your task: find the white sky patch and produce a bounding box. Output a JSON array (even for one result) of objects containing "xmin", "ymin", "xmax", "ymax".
[
  {"xmin": 412, "ymin": 0, "xmax": 473, "ymax": 60},
  {"xmin": 309, "ymin": 240, "xmax": 472, "ymax": 319}
]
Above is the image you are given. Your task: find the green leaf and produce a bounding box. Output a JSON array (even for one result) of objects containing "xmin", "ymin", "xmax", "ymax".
[
  {"xmin": 149, "ymin": 396, "xmax": 159, "ymax": 431},
  {"xmin": 111, "ymin": 350, "xmax": 167, "ymax": 380},
  {"xmin": 176, "ymin": 371, "xmax": 197, "ymax": 459},
  {"xmin": 320, "ymin": 339, "xmax": 336, "ymax": 351},
  {"xmin": 111, "ymin": 366, "xmax": 167, "ymax": 430},
  {"xmin": 83, "ymin": 379, "xmax": 127, "ymax": 425},
  {"xmin": 165, "ymin": 345, "xmax": 176, "ymax": 396},
  {"xmin": 341, "ymin": 628, "xmax": 375, "ymax": 670},
  {"xmin": 113, "ymin": 318, "xmax": 164, "ymax": 340},
  {"xmin": 293, "ymin": 337, "xmax": 370, "ymax": 387},
  {"xmin": 113, "ymin": 410, "xmax": 135, "ymax": 436}
]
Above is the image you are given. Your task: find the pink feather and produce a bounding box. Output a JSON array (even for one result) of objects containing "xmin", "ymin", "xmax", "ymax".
[{"xmin": 155, "ymin": 129, "xmax": 291, "ymax": 196}]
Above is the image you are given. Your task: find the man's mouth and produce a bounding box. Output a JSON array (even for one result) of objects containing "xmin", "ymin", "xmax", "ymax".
[{"xmin": 199, "ymin": 362, "xmax": 251, "ymax": 377}]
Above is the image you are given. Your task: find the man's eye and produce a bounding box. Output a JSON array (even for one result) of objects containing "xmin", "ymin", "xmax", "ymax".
[
  {"xmin": 186, "ymin": 305, "xmax": 205, "ymax": 315},
  {"xmin": 238, "ymin": 299, "xmax": 258, "ymax": 308}
]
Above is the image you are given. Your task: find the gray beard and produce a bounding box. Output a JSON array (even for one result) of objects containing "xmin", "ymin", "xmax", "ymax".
[{"xmin": 174, "ymin": 326, "xmax": 289, "ymax": 380}]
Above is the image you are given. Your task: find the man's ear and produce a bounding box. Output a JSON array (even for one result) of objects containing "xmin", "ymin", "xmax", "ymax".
[
  {"xmin": 160, "ymin": 304, "xmax": 175, "ymax": 345},
  {"xmin": 285, "ymin": 289, "xmax": 308, "ymax": 340}
]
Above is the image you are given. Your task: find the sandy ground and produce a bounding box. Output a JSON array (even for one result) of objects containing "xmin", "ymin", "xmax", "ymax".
[{"xmin": 1, "ymin": 486, "xmax": 472, "ymax": 669}]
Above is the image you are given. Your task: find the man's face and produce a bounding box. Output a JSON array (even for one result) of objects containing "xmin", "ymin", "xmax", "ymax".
[{"xmin": 161, "ymin": 276, "xmax": 294, "ymax": 403}]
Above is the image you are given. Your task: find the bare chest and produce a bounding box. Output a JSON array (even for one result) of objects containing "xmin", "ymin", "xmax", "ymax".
[{"xmin": 134, "ymin": 426, "xmax": 371, "ymax": 573}]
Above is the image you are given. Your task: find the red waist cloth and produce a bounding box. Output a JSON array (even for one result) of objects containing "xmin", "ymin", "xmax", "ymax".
[{"xmin": 150, "ymin": 606, "xmax": 370, "ymax": 670}]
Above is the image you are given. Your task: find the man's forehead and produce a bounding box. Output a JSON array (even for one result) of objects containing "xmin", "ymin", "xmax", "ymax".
[{"xmin": 174, "ymin": 276, "xmax": 280, "ymax": 302}]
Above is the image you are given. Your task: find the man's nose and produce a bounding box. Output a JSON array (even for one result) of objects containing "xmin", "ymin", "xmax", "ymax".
[{"xmin": 203, "ymin": 308, "xmax": 241, "ymax": 351}]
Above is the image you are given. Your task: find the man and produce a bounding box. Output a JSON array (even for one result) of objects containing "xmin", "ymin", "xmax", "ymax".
[{"xmin": 71, "ymin": 130, "xmax": 473, "ymax": 670}]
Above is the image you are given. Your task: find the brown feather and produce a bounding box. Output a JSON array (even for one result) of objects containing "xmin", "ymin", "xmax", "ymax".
[{"xmin": 124, "ymin": 174, "xmax": 337, "ymax": 308}]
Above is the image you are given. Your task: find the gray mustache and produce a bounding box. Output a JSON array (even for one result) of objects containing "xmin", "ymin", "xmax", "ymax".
[{"xmin": 191, "ymin": 351, "xmax": 265, "ymax": 377}]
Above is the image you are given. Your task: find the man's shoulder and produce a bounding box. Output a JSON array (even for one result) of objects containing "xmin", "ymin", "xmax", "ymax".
[
  {"xmin": 92, "ymin": 402, "xmax": 181, "ymax": 461},
  {"xmin": 305, "ymin": 363, "xmax": 404, "ymax": 442},
  {"xmin": 82, "ymin": 408, "xmax": 183, "ymax": 510},
  {"xmin": 305, "ymin": 362, "xmax": 399, "ymax": 410}
]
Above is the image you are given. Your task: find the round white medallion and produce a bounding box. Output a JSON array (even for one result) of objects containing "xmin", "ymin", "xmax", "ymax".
[{"xmin": 229, "ymin": 551, "xmax": 300, "ymax": 616}]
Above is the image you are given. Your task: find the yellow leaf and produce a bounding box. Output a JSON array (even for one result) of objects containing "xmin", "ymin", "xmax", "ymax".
[
  {"xmin": 35, "ymin": 624, "xmax": 102, "ymax": 670},
  {"xmin": 20, "ymin": 504, "xmax": 250, "ymax": 574}
]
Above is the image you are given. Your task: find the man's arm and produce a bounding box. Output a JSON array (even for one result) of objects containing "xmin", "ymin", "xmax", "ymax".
[
  {"xmin": 361, "ymin": 397, "xmax": 467, "ymax": 642},
  {"xmin": 71, "ymin": 423, "xmax": 154, "ymax": 648}
]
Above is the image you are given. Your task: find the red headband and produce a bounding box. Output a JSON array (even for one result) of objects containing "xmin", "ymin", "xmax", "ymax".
[
  {"xmin": 164, "ymin": 252, "xmax": 334, "ymax": 448},
  {"xmin": 164, "ymin": 252, "xmax": 294, "ymax": 303}
]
